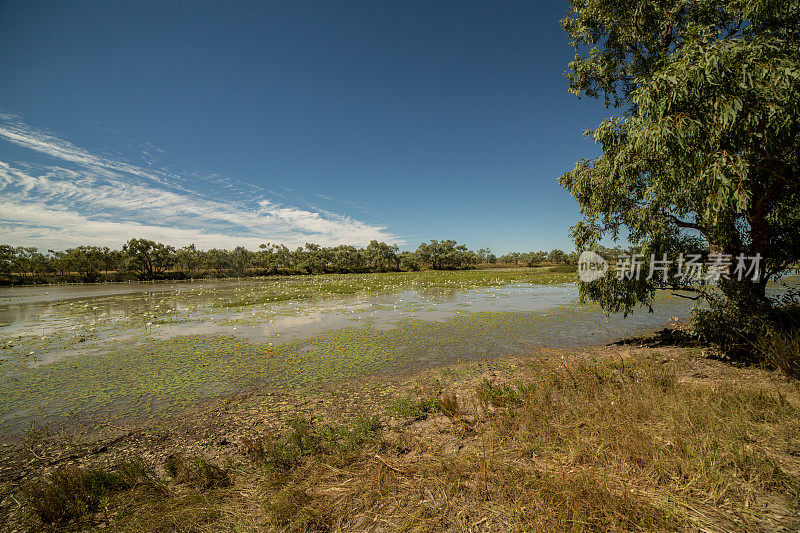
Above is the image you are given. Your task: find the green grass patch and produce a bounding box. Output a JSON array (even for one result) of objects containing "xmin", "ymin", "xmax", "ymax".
[{"xmin": 386, "ymin": 396, "xmax": 440, "ymax": 419}]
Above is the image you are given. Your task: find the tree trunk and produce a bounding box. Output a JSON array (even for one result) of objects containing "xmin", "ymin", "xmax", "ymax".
[{"xmin": 719, "ymin": 277, "xmax": 771, "ymax": 315}]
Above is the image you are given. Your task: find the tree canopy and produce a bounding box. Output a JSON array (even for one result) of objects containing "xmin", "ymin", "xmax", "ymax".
[
  {"xmin": 559, "ymin": 0, "xmax": 800, "ymax": 315},
  {"xmin": 0, "ymin": 238, "xmax": 577, "ymax": 284}
]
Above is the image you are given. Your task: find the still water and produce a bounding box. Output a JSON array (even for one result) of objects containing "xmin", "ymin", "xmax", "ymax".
[
  {"xmin": 0, "ymin": 275, "xmax": 695, "ymax": 434},
  {"xmin": 0, "ymin": 278, "xmax": 691, "ymax": 365}
]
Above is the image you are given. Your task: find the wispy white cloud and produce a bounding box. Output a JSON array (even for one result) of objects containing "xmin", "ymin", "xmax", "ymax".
[
  {"xmin": 0, "ymin": 120, "xmax": 400, "ymax": 250},
  {"xmin": 0, "ymin": 201, "xmax": 272, "ymax": 250},
  {"xmin": 1, "ymin": 125, "xmax": 154, "ymax": 184}
]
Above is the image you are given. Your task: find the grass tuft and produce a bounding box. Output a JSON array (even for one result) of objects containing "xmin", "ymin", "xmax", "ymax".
[
  {"xmin": 164, "ymin": 453, "xmax": 232, "ymax": 490},
  {"xmin": 23, "ymin": 460, "xmax": 160, "ymax": 526},
  {"xmin": 764, "ymin": 329, "xmax": 800, "ymax": 379},
  {"xmin": 245, "ymin": 415, "xmax": 383, "ymax": 475},
  {"xmin": 476, "ymin": 379, "xmax": 522, "ymax": 407},
  {"xmin": 386, "ymin": 396, "xmax": 440, "ymax": 419},
  {"xmin": 437, "ymin": 392, "xmax": 461, "ymax": 419}
]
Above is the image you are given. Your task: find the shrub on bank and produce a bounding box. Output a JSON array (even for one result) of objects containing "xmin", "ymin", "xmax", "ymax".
[{"xmin": 690, "ymin": 299, "xmax": 800, "ymax": 377}]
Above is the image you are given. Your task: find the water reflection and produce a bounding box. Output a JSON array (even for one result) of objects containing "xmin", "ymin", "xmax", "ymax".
[{"xmin": 0, "ymin": 279, "xmax": 698, "ymax": 370}]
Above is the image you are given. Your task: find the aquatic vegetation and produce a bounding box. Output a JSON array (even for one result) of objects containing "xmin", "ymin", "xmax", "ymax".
[
  {"xmin": 0, "ymin": 269, "xmax": 693, "ymax": 434},
  {"xmin": 0, "ymin": 306, "xmax": 689, "ymax": 433}
]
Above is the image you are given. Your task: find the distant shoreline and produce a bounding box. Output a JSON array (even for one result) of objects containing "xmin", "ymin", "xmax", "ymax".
[{"xmin": 0, "ymin": 264, "xmax": 576, "ymax": 287}]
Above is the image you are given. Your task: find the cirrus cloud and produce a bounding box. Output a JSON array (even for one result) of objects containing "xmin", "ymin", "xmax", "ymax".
[{"xmin": 0, "ymin": 119, "xmax": 401, "ymax": 250}]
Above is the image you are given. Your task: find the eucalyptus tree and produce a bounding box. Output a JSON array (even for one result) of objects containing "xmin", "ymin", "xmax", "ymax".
[
  {"xmin": 332, "ymin": 245, "xmax": 365, "ymax": 271},
  {"xmin": 415, "ymin": 240, "xmax": 448, "ymax": 269},
  {"xmin": 257, "ymin": 243, "xmax": 287, "ymax": 271},
  {"xmin": 101, "ymin": 247, "xmax": 123, "ymax": 274},
  {"xmin": 274, "ymin": 244, "xmax": 293, "ymax": 270},
  {"xmin": 47, "ymin": 250, "xmax": 69, "ymax": 277},
  {"xmin": 524, "ymin": 251, "xmax": 548, "ymax": 266},
  {"xmin": 176, "ymin": 244, "xmax": 203, "ymax": 276},
  {"xmin": 204, "ymin": 248, "xmax": 230, "ymax": 275},
  {"xmin": 415, "ymin": 240, "xmax": 477, "ymax": 269},
  {"xmin": 0, "ymin": 245, "xmax": 15, "ymax": 276},
  {"xmin": 399, "ymin": 251, "xmax": 420, "ymax": 271},
  {"xmin": 122, "ymin": 239, "xmax": 176, "ymax": 279},
  {"xmin": 65, "ymin": 246, "xmax": 106, "ymax": 280},
  {"xmin": 365, "ymin": 240, "xmax": 400, "ymax": 271},
  {"xmin": 477, "ymin": 248, "xmax": 496, "ymax": 264},
  {"xmin": 257, "ymin": 243, "xmax": 273, "ymax": 270},
  {"xmin": 293, "ymin": 244, "xmax": 329, "ymax": 274},
  {"xmin": 547, "ymin": 249, "xmax": 569, "ymax": 264},
  {"xmin": 559, "ymin": 0, "xmax": 800, "ymax": 320},
  {"xmin": 230, "ymin": 246, "xmax": 253, "ymax": 275},
  {"xmin": 12, "ymin": 247, "xmax": 43, "ymax": 278},
  {"xmin": 498, "ymin": 252, "xmax": 522, "ymax": 266}
]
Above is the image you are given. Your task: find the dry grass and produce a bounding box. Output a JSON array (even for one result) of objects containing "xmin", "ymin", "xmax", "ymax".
[
  {"xmin": 385, "ymin": 396, "xmax": 440, "ymax": 420},
  {"xmin": 7, "ymin": 347, "xmax": 800, "ymax": 531},
  {"xmin": 764, "ymin": 329, "xmax": 800, "ymax": 379},
  {"xmin": 21, "ymin": 460, "xmax": 163, "ymax": 527},
  {"xmin": 164, "ymin": 453, "xmax": 232, "ymax": 490},
  {"xmin": 222, "ymin": 355, "xmax": 798, "ymax": 531}
]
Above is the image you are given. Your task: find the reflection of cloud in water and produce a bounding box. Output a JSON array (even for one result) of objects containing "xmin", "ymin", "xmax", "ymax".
[
  {"xmin": 159, "ymin": 284, "xmax": 583, "ymax": 345},
  {"xmin": 0, "ymin": 280, "xmax": 696, "ymax": 368}
]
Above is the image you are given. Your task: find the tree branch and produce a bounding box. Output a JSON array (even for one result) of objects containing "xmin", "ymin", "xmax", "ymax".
[
  {"xmin": 671, "ymin": 292, "xmax": 702, "ymax": 300},
  {"xmin": 660, "ymin": 211, "xmax": 710, "ymax": 241}
]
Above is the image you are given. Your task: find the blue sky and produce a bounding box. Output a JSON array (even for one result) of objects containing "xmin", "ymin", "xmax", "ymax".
[{"xmin": 0, "ymin": 0, "xmax": 608, "ymax": 253}]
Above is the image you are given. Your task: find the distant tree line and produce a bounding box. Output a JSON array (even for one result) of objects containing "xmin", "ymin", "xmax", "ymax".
[
  {"xmin": 0, "ymin": 238, "xmax": 577, "ymax": 284},
  {"xmin": 495, "ymin": 249, "xmax": 583, "ymax": 267}
]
